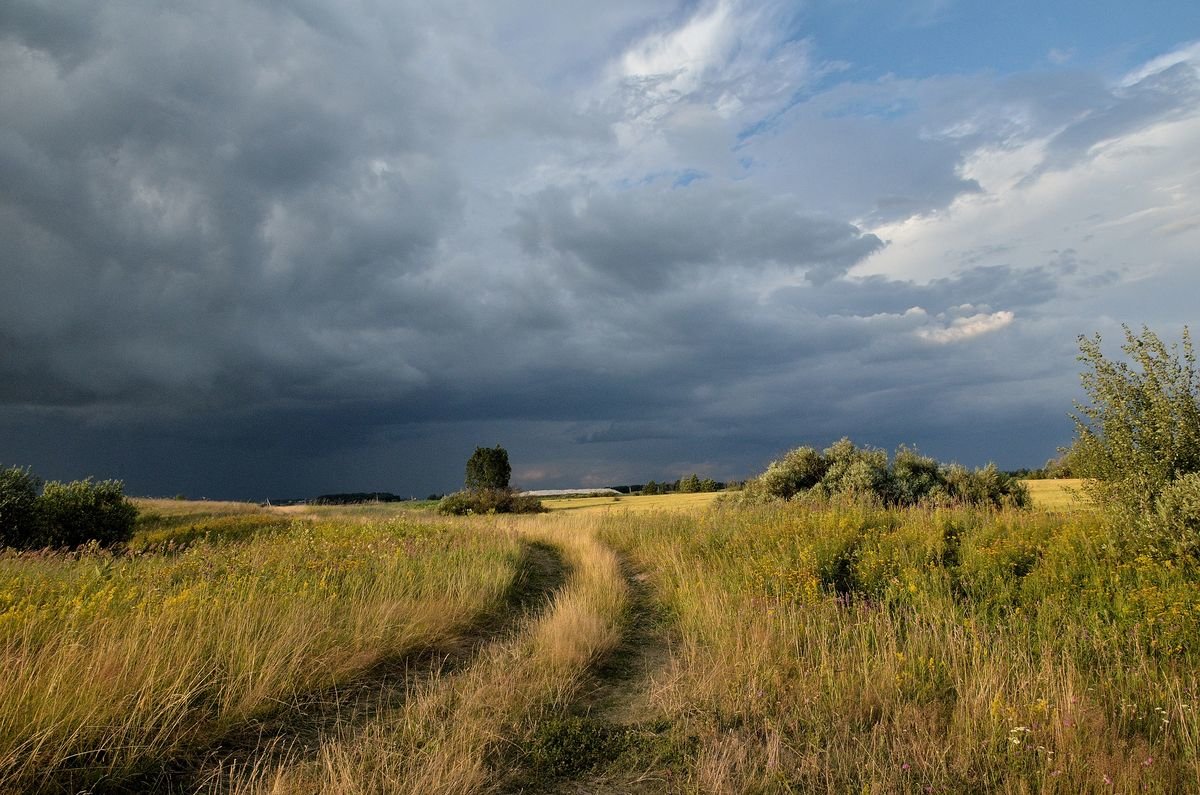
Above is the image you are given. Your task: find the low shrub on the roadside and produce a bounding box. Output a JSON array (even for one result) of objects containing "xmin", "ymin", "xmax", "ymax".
[{"xmin": 436, "ymin": 488, "xmax": 546, "ymax": 515}]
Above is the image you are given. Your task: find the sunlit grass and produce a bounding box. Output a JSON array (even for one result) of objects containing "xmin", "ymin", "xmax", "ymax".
[
  {"xmin": 236, "ymin": 512, "xmax": 630, "ymax": 793},
  {"xmin": 0, "ymin": 514, "xmax": 522, "ymax": 791},
  {"xmin": 596, "ymin": 502, "xmax": 1200, "ymax": 792},
  {"xmin": 541, "ymin": 491, "xmax": 722, "ymax": 513},
  {"xmin": 1021, "ymin": 478, "xmax": 1088, "ymax": 510},
  {"xmin": 132, "ymin": 496, "xmax": 266, "ymax": 517},
  {"xmin": 7, "ymin": 493, "xmax": 1198, "ymax": 792}
]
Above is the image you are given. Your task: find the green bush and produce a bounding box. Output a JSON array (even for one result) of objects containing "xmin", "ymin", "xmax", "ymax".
[
  {"xmin": 37, "ymin": 479, "xmax": 138, "ymax": 548},
  {"xmin": 1072, "ymin": 325, "xmax": 1200, "ymax": 521},
  {"xmin": 1146, "ymin": 473, "xmax": 1200, "ymax": 560},
  {"xmin": 816, "ymin": 439, "xmax": 891, "ymax": 501},
  {"xmin": 754, "ymin": 445, "xmax": 829, "ymax": 500},
  {"xmin": 0, "ymin": 467, "xmax": 136, "ymax": 549},
  {"xmin": 0, "ymin": 466, "xmax": 43, "ymax": 548},
  {"xmin": 436, "ymin": 488, "xmax": 546, "ymax": 516},
  {"xmin": 739, "ymin": 439, "xmax": 1028, "ymax": 509},
  {"xmin": 942, "ymin": 463, "xmax": 1029, "ymax": 509},
  {"xmin": 891, "ymin": 446, "xmax": 944, "ymax": 505}
]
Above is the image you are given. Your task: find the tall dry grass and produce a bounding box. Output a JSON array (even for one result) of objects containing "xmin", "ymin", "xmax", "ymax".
[
  {"xmin": 597, "ymin": 502, "xmax": 1200, "ymax": 793},
  {"xmin": 8, "ymin": 494, "xmax": 1198, "ymax": 793},
  {"xmin": 0, "ymin": 516, "xmax": 522, "ymax": 791},
  {"xmin": 235, "ymin": 512, "xmax": 630, "ymax": 794}
]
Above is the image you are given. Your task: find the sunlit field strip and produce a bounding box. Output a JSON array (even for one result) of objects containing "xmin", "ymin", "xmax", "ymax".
[
  {"xmin": 1021, "ymin": 478, "xmax": 1088, "ymax": 510},
  {"xmin": 540, "ymin": 491, "xmax": 722, "ymax": 513},
  {"xmin": 0, "ymin": 513, "xmax": 522, "ymax": 792}
]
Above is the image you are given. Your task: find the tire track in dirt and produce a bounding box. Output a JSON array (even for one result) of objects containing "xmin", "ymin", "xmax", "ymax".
[
  {"xmin": 96, "ymin": 541, "xmax": 568, "ymax": 795},
  {"xmin": 508, "ymin": 549, "xmax": 684, "ymax": 795}
]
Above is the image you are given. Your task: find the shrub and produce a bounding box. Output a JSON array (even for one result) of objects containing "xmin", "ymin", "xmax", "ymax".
[
  {"xmin": 0, "ymin": 466, "xmax": 43, "ymax": 548},
  {"xmin": 817, "ymin": 440, "xmax": 892, "ymax": 501},
  {"xmin": 1146, "ymin": 473, "xmax": 1200, "ymax": 560},
  {"xmin": 891, "ymin": 446, "xmax": 944, "ymax": 505},
  {"xmin": 755, "ymin": 445, "xmax": 829, "ymax": 500},
  {"xmin": 37, "ymin": 479, "xmax": 138, "ymax": 548},
  {"xmin": 943, "ymin": 463, "xmax": 1030, "ymax": 509},
  {"xmin": 1072, "ymin": 325, "xmax": 1200, "ymax": 521},
  {"xmin": 0, "ymin": 469, "xmax": 137, "ymax": 549},
  {"xmin": 739, "ymin": 440, "xmax": 1028, "ymax": 509},
  {"xmin": 436, "ymin": 488, "xmax": 546, "ymax": 516}
]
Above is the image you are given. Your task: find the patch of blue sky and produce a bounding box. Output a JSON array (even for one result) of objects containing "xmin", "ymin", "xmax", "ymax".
[
  {"xmin": 672, "ymin": 169, "xmax": 708, "ymax": 187},
  {"xmin": 614, "ymin": 169, "xmax": 710, "ymax": 190},
  {"xmin": 796, "ymin": 0, "xmax": 1200, "ymax": 80}
]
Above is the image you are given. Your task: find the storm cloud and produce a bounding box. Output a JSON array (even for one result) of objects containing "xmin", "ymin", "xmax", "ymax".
[{"xmin": 2, "ymin": 0, "xmax": 1199, "ymax": 498}]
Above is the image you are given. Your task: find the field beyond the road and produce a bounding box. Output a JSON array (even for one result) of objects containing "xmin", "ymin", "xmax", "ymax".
[
  {"xmin": 544, "ymin": 479, "xmax": 1088, "ymax": 513},
  {"xmin": 540, "ymin": 490, "xmax": 722, "ymax": 513},
  {"xmin": 1021, "ymin": 477, "xmax": 1087, "ymax": 510},
  {"xmin": 4, "ymin": 483, "xmax": 1196, "ymax": 793}
]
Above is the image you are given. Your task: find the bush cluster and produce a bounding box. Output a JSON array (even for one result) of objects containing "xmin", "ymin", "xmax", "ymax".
[
  {"xmin": 1148, "ymin": 473, "xmax": 1200, "ymax": 560},
  {"xmin": 1070, "ymin": 325, "xmax": 1200, "ymax": 560},
  {"xmin": 0, "ymin": 466, "xmax": 137, "ymax": 549},
  {"xmin": 435, "ymin": 488, "xmax": 546, "ymax": 516},
  {"xmin": 739, "ymin": 439, "xmax": 1029, "ymax": 509},
  {"xmin": 1073, "ymin": 326, "xmax": 1200, "ymax": 512}
]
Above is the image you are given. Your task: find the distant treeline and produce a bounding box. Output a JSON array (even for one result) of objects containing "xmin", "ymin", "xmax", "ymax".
[
  {"xmin": 610, "ymin": 475, "xmax": 729, "ymax": 495},
  {"xmin": 1004, "ymin": 452, "xmax": 1077, "ymax": 480},
  {"xmin": 310, "ymin": 492, "xmax": 411, "ymax": 505}
]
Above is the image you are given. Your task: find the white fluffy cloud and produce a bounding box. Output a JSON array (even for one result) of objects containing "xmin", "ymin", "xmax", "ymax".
[{"xmin": 917, "ymin": 310, "xmax": 1015, "ymax": 344}]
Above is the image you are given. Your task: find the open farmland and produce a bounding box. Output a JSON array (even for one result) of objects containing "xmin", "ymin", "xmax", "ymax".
[
  {"xmin": 542, "ymin": 478, "xmax": 1085, "ymax": 514},
  {"xmin": 3, "ymin": 486, "xmax": 1198, "ymax": 793},
  {"xmin": 540, "ymin": 491, "xmax": 723, "ymax": 514},
  {"xmin": 1020, "ymin": 479, "xmax": 1088, "ymax": 511}
]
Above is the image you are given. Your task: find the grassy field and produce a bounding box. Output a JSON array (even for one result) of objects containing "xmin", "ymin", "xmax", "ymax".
[
  {"xmin": 541, "ymin": 491, "xmax": 722, "ymax": 513},
  {"xmin": 3, "ymin": 486, "xmax": 1197, "ymax": 793},
  {"xmin": 542, "ymin": 479, "xmax": 1085, "ymax": 513},
  {"xmin": 1021, "ymin": 478, "xmax": 1088, "ymax": 510}
]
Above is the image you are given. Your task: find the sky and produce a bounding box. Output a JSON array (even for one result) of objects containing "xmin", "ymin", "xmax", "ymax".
[{"xmin": 2, "ymin": 1, "xmax": 1199, "ymax": 499}]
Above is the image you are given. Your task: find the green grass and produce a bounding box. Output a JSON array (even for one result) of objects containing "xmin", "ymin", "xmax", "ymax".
[{"xmin": 4, "ymin": 494, "xmax": 1199, "ymax": 793}]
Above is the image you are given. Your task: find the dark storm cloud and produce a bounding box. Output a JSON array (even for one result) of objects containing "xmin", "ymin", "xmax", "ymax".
[
  {"xmin": 515, "ymin": 182, "xmax": 884, "ymax": 286},
  {"xmin": 2, "ymin": 1, "xmax": 1197, "ymax": 498},
  {"xmin": 0, "ymin": 1, "xmax": 460, "ymax": 412}
]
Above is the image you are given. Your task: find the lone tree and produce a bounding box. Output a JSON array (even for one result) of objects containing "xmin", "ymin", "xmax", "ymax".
[
  {"xmin": 465, "ymin": 445, "xmax": 511, "ymax": 491},
  {"xmin": 1072, "ymin": 325, "xmax": 1200, "ymax": 524}
]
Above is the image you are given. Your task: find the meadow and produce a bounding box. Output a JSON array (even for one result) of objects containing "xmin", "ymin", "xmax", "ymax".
[{"xmin": 2, "ymin": 484, "xmax": 1199, "ymax": 793}]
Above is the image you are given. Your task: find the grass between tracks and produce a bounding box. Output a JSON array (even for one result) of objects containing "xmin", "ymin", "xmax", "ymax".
[{"xmin": 231, "ymin": 513, "xmax": 629, "ymax": 794}]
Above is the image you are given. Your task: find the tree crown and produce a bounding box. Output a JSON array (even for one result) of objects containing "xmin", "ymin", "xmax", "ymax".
[{"xmin": 465, "ymin": 445, "xmax": 511, "ymax": 491}]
